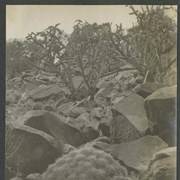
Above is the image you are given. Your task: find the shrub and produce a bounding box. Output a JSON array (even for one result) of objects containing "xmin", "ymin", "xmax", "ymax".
[
  {"xmin": 41, "ymin": 147, "xmax": 137, "ymax": 180},
  {"xmin": 6, "ymin": 39, "xmax": 32, "ymax": 78}
]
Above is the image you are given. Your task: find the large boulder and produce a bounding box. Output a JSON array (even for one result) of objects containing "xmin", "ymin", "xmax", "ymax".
[
  {"xmin": 145, "ymin": 85, "xmax": 177, "ymax": 146},
  {"xmin": 17, "ymin": 110, "xmax": 87, "ymax": 147},
  {"xmin": 143, "ymin": 147, "xmax": 176, "ymax": 180},
  {"xmin": 112, "ymin": 94, "xmax": 149, "ymax": 135},
  {"xmin": 93, "ymin": 136, "xmax": 168, "ymax": 172},
  {"xmin": 6, "ymin": 123, "xmax": 63, "ymax": 178},
  {"xmin": 99, "ymin": 105, "xmax": 143, "ymax": 143}
]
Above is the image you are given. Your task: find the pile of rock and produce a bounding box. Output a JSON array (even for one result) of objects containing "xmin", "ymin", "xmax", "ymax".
[{"xmin": 7, "ymin": 66, "xmax": 176, "ymax": 180}]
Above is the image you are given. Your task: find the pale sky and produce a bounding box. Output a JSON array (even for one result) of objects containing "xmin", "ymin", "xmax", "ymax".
[{"xmin": 6, "ymin": 5, "xmax": 177, "ymax": 40}]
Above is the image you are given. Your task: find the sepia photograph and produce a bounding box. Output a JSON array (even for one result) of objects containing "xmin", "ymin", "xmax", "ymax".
[{"xmin": 5, "ymin": 5, "xmax": 177, "ymax": 180}]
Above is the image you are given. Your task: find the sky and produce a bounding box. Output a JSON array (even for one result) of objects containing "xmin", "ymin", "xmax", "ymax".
[{"xmin": 6, "ymin": 5, "xmax": 177, "ymax": 40}]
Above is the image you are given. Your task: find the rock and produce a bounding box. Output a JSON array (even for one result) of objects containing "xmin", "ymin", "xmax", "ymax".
[
  {"xmin": 111, "ymin": 96, "xmax": 125, "ymax": 105},
  {"xmin": 21, "ymin": 92, "xmax": 29, "ymax": 102},
  {"xmin": 69, "ymin": 106, "xmax": 88, "ymax": 118},
  {"xmin": 17, "ymin": 110, "xmax": 86, "ymax": 147},
  {"xmin": 43, "ymin": 105, "xmax": 55, "ymax": 112},
  {"xmin": 93, "ymin": 136, "xmax": 168, "ymax": 172},
  {"xmin": 63, "ymin": 144, "xmax": 76, "ymax": 154},
  {"xmin": 58, "ymin": 101, "xmax": 88, "ymax": 118},
  {"xmin": 112, "ymin": 94, "xmax": 149, "ymax": 134},
  {"xmin": 10, "ymin": 177, "xmax": 23, "ymax": 180},
  {"xmin": 6, "ymin": 123, "xmax": 63, "ymax": 177},
  {"xmin": 26, "ymin": 173, "xmax": 41, "ymax": 180},
  {"xmin": 144, "ymin": 147, "xmax": 176, "ymax": 180},
  {"xmin": 145, "ymin": 85, "xmax": 176, "ymax": 146},
  {"xmin": 72, "ymin": 76, "xmax": 84, "ymax": 89},
  {"xmin": 96, "ymin": 78, "xmax": 113, "ymax": 90},
  {"xmin": 92, "ymin": 136, "xmax": 111, "ymax": 144},
  {"xmin": 6, "ymin": 89, "xmax": 21, "ymax": 105},
  {"xmin": 32, "ymin": 102, "xmax": 43, "ymax": 110},
  {"xmin": 21, "ymin": 82, "xmax": 37, "ymax": 91},
  {"xmin": 94, "ymin": 85, "xmax": 112, "ymax": 107},
  {"xmin": 66, "ymin": 112, "xmax": 99, "ymax": 142},
  {"xmin": 29, "ymin": 84, "xmax": 68, "ymax": 101},
  {"xmin": 115, "ymin": 70, "xmax": 134, "ymax": 82},
  {"xmin": 55, "ymin": 97, "xmax": 67, "ymax": 107},
  {"xmin": 57, "ymin": 101, "xmax": 75, "ymax": 116},
  {"xmin": 91, "ymin": 107, "xmax": 105, "ymax": 119},
  {"xmin": 134, "ymin": 74, "xmax": 144, "ymax": 84},
  {"xmin": 66, "ymin": 113, "xmax": 90, "ymax": 130},
  {"xmin": 134, "ymin": 82, "xmax": 162, "ymax": 98},
  {"xmin": 110, "ymin": 109, "xmax": 142, "ymax": 143},
  {"xmin": 99, "ymin": 106, "xmax": 112, "ymax": 137}
]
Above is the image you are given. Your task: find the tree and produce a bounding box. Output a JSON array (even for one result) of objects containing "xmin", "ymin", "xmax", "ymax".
[
  {"xmin": 23, "ymin": 22, "xmax": 122, "ymax": 99},
  {"xmin": 107, "ymin": 5, "xmax": 176, "ymax": 82},
  {"xmin": 6, "ymin": 39, "xmax": 31, "ymax": 78}
]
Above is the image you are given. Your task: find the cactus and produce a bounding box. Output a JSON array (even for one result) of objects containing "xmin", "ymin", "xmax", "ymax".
[{"xmin": 41, "ymin": 147, "xmax": 137, "ymax": 180}]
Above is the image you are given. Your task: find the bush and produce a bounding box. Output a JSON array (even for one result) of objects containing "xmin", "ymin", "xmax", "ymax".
[
  {"xmin": 6, "ymin": 39, "xmax": 32, "ymax": 78},
  {"xmin": 41, "ymin": 146, "xmax": 137, "ymax": 180}
]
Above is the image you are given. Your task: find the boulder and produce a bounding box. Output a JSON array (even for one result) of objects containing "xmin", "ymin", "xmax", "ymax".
[
  {"xmin": 110, "ymin": 109, "xmax": 142, "ymax": 143},
  {"xmin": 99, "ymin": 105, "xmax": 143, "ymax": 143},
  {"xmin": 145, "ymin": 85, "xmax": 177, "ymax": 146},
  {"xmin": 143, "ymin": 147, "xmax": 176, "ymax": 180},
  {"xmin": 17, "ymin": 110, "xmax": 86, "ymax": 147},
  {"xmin": 112, "ymin": 94, "xmax": 149, "ymax": 134},
  {"xmin": 6, "ymin": 123, "xmax": 63, "ymax": 177},
  {"xmin": 134, "ymin": 82, "xmax": 162, "ymax": 98},
  {"xmin": 66, "ymin": 112, "xmax": 99, "ymax": 142},
  {"xmin": 93, "ymin": 136, "xmax": 168, "ymax": 172},
  {"xmin": 29, "ymin": 84, "xmax": 69, "ymax": 101}
]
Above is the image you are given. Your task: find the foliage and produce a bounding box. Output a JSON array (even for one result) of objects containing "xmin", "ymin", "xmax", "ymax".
[
  {"xmin": 21, "ymin": 5, "xmax": 176, "ymax": 99},
  {"xmin": 41, "ymin": 146, "xmax": 136, "ymax": 180},
  {"xmin": 107, "ymin": 5, "xmax": 176, "ymax": 82},
  {"xmin": 6, "ymin": 39, "xmax": 32, "ymax": 78},
  {"xmin": 23, "ymin": 22, "xmax": 123, "ymax": 99}
]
